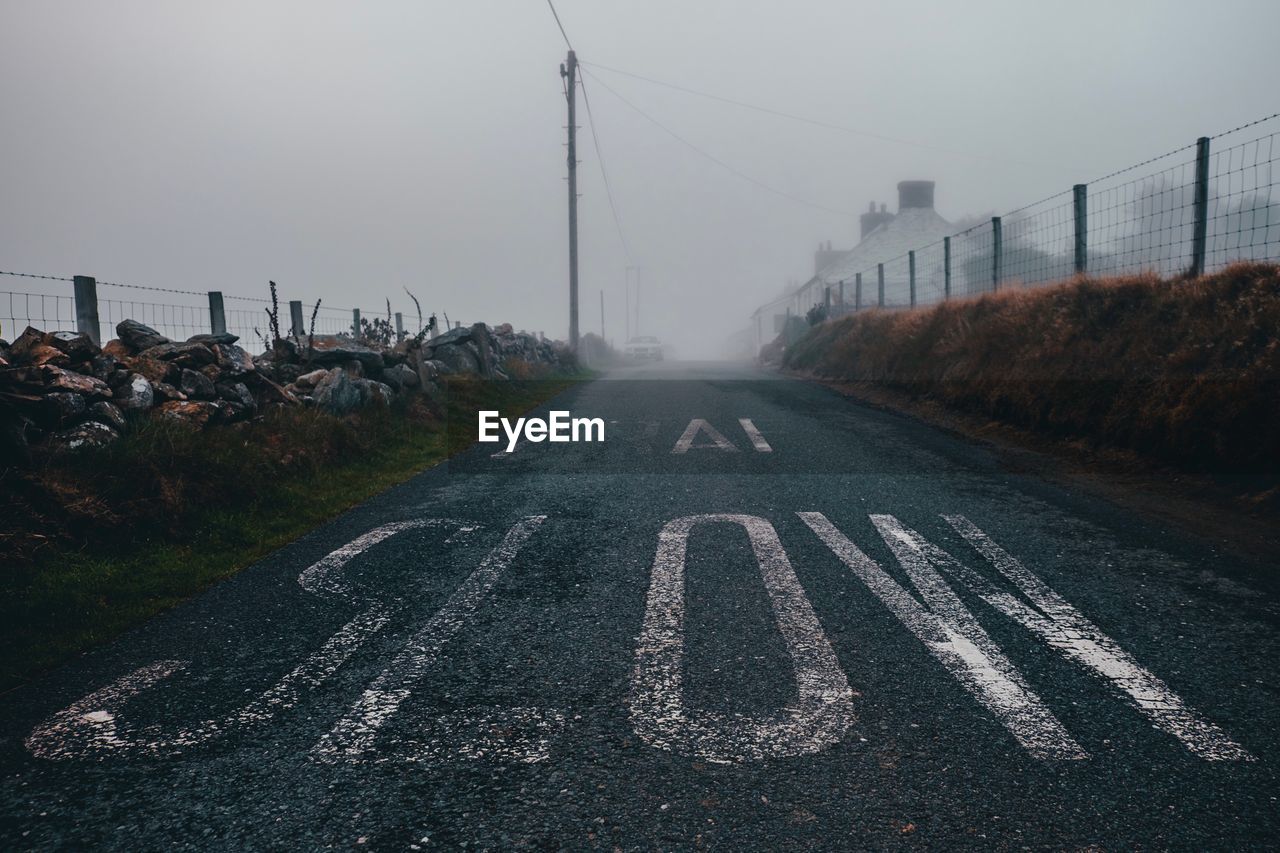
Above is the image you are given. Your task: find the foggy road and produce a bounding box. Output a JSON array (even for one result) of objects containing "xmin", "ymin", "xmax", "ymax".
[{"xmin": 2, "ymin": 363, "xmax": 1276, "ymax": 850}]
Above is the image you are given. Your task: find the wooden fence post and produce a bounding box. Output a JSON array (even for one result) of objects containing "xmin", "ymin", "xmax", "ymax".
[
  {"xmin": 73, "ymin": 275, "xmax": 100, "ymax": 344},
  {"xmin": 208, "ymin": 291, "xmax": 226, "ymax": 335},
  {"xmin": 944, "ymin": 237, "xmax": 952, "ymax": 299},
  {"xmin": 908, "ymin": 251, "xmax": 917, "ymax": 308},
  {"xmin": 1073, "ymin": 184, "xmax": 1088, "ymax": 275},
  {"xmin": 991, "ymin": 216, "xmax": 1003, "ymax": 292},
  {"xmin": 1190, "ymin": 136, "xmax": 1211, "ymax": 278}
]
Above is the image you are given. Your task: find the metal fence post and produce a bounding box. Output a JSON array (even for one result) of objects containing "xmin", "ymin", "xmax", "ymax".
[
  {"xmin": 395, "ymin": 311, "xmax": 404, "ymax": 340},
  {"xmin": 877, "ymin": 264, "xmax": 885, "ymax": 307},
  {"xmin": 352, "ymin": 308, "xmax": 361, "ymax": 337},
  {"xmin": 208, "ymin": 291, "xmax": 226, "ymax": 335},
  {"xmin": 943, "ymin": 236, "xmax": 952, "ymax": 299},
  {"xmin": 855, "ymin": 273, "xmax": 862, "ymax": 311},
  {"xmin": 73, "ymin": 275, "xmax": 100, "ymax": 344},
  {"xmin": 991, "ymin": 217, "xmax": 1003, "ymax": 292},
  {"xmin": 1190, "ymin": 136, "xmax": 1211, "ymax": 278},
  {"xmin": 289, "ymin": 300, "xmax": 305, "ymax": 338},
  {"xmin": 838, "ymin": 280, "xmax": 845, "ymax": 309},
  {"xmin": 1072, "ymin": 184, "xmax": 1088, "ymax": 275},
  {"xmin": 908, "ymin": 251, "xmax": 917, "ymax": 308},
  {"xmin": 824, "ymin": 286, "xmax": 831, "ymax": 312}
]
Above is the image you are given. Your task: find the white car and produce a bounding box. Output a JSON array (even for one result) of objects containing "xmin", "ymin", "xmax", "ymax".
[{"xmin": 624, "ymin": 336, "xmax": 663, "ymax": 361}]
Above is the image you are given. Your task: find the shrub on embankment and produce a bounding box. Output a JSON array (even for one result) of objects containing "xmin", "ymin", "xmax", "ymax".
[{"xmin": 782, "ymin": 263, "xmax": 1280, "ymax": 475}]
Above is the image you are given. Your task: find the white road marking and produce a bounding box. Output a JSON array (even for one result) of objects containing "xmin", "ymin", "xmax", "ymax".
[
  {"xmin": 941, "ymin": 515, "xmax": 1253, "ymax": 761},
  {"xmin": 799, "ymin": 512, "xmax": 1085, "ymax": 759},
  {"xmin": 314, "ymin": 516, "xmax": 547, "ymax": 762},
  {"xmin": 738, "ymin": 418, "xmax": 773, "ymax": 452},
  {"xmin": 27, "ymin": 519, "xmax": 477, "ymax": 760},
  {"xmin": 629, "ymin": 514, "xmax": 855, "ymax": 763},
  {"xmin": 671, "ymin": 419, "xmax": 738, "ymax": 453}
]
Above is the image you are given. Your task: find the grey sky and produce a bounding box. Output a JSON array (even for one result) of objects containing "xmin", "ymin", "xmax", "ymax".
[{"xmin": 2, "ymin": 1, "xmax": 1277, "ymax": 354}]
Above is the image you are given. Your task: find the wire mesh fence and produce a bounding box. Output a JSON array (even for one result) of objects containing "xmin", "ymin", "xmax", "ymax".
[
  {"xmin": 1206, "ymin": 125, "xmax": 1278, "ymax": 272},
  {"xmin": 950, "ymin": 221, "xmax": 995, "ymax": 297},
  {"xmin": 772, "ymin": 112, "xmax": 1280, "ymax": 334},
  {"xmin": 999, "ymin": 192, "xmax": 1077, "ymax": 287},
  {"xmin": 0, "ymin": 272, "xmax": 448, "ymax": 352},
  {"xmin": 2, "ymin": 291, "xmax": 76, "ymax": 341}
]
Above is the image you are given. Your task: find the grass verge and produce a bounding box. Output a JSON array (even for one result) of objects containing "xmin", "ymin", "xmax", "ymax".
[
  {"xmin": 0, "ymin": 373, "xmax": 585, "ymax": 691},
  {"xmin": 783, "ymin": 263, "xmax": 1280, "ymax": 483}
]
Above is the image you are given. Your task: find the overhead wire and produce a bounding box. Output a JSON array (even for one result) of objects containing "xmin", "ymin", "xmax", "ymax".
[
  {"xmin": 581, "ymin": 60, "xmax": 1076, "ymax": 174},
  {"xmin": 579, "ymin": 75, "xmax": 633, "ymax": 262},
  {"xmin": 545, "ymin": 0, "xmax": 573, "ymax": 50},
  {"xmin": 582, "ymin": 67, "xmax": 856, "ymax": 217}
]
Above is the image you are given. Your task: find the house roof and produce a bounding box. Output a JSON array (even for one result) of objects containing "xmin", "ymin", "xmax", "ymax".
[{"xmin": 815, "ymin": 206, "xmax": 954, "ymax": 285}]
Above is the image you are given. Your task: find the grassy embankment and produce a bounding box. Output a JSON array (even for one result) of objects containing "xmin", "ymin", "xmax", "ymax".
[
  {"xmin": 784, "ymin": 262, "xmax": 1280, "ymax": 484},
  {"xmin": 0, "ymin": 372, "xmax": 584, "ymax": 691}
]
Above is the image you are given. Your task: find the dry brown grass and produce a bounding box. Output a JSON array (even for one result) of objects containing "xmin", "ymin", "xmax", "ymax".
[{"xmin": 783, "ymin": 263, "xmax": 1280, "ymax": 474}]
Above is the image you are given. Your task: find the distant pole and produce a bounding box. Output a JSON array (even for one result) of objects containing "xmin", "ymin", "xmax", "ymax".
[
  {"xmin": 908, "ymin": 251, "xmax": 917, "ymax": 308},
  {"xmin": 599, "ymin": 289, "xmax": 605, "ymax": 341},
  {"xmin": 1072, "ymin": 184, "xmax": 1088, "ymax": 275},
  {"xmin": 352, "ymin": 308, "xmax": 361, "ymax": 337},
  {"xmin": 877, "ymin": 264, "xmax": 885, "ymax": 307},
  {"xmin": 855, "ymin": 273, "xmax": 863, "ymax": 311},
  {"xmin": 395, "ymin": 311, "xmax": 404, "ymax": 340},
  {"xmin": 991, "ymin": 217, "xmax": 1003, "ymax": 292},
  {"xmin": 561, "ymin": 50, "xmax": 580, "ymax": 350},
  {"xmin": 289, "ymin": 300, "xmax": 305, "ymax": 338},
  {"xmin": 838, "ymin": 280, "xmax": 845, "ymax": 309},
  {"xmin": 943, "ymin": 236, "xmax": 952, "ymax": 299},
  {"xmin": 824, "ymin": 286, "xmax": 831, "ymax": 312},
  {"xmin": 1190, "ymin": 136, "xmax": 1211, "ymax": 279},
  {"xmin": 73, "ymin": 275, "xmax": 100, "ymax": 344},
  {"xmin": 208, "ymin": 291, "xmax": 226, "ymax": 335},
  {"xmin": 634, "ymin": 265, "xmax": 641, "ymax": 336}
]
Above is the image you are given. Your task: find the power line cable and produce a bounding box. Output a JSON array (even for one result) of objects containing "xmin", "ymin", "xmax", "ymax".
[
  {"xmin": 545, "ymin": 0, "xmax": 573, "ymax": 49},
  {"xmin": 582, "ymin": 68, "xmax": 856, "ymax": 217},
  {"xmin": 579, "ymin": 74, "xmax": 633, "ymax": 262},
  {"xmin": 581, "ymin": 60, "xmax": 1075, "ymax": 173}
]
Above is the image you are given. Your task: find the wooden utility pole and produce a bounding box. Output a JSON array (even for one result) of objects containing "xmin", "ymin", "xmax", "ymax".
[
  {"xmin": 561, "ymin": 50, "xmax": 580, "ymax": 350},
  {"xmin": 600, "ymin": 289, "xmax": 605, "ymax": 341}
]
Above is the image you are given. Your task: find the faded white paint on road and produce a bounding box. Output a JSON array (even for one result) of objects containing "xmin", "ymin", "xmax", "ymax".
[
  {"xmin": 629, "ymin": 514, "xmax": 855, "ymax": 763},
  {"xmin": 799, "ymin": 512, "xmax": 1085, "ymax": 759},
  {"xmin": 940, "ymin": 514, "xmax": 1252, "ymax": 761},
  {"xmin": 314, "ymin": 516, "xmax": 547, "ymax": 762},
  {"xmin": 739, "ymin": 418, "xmax": 772, "ymax": 452},
  {"xmin": 671, "ymin": 419, "xmax": 738, "ymax": 453},
  {"xmin": 27, "ymin": 519, "xmax": 478, "ymax": 761}
]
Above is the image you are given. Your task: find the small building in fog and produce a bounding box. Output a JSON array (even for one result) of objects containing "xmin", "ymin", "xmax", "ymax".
[{"xmin": 750, "ymin": 180, "xmax": 953, "ymax": 352}]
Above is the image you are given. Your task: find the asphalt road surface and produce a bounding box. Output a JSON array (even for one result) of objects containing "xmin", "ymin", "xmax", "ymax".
[{"xmin": 2, "ymin": 362, "xmax": 1277, "ymax": 850}]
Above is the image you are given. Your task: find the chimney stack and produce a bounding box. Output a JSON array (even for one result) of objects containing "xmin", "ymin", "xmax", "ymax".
[
  {"xmin": 897, "ymin": 180, "xmax": 935, "ymax": 211},
  {"xmin": 859, "ymin": 201, "xmax": 895, "ymax": 240}
]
